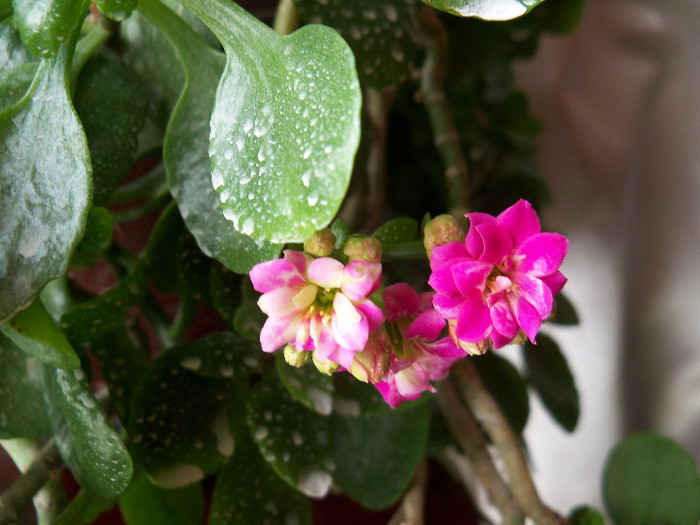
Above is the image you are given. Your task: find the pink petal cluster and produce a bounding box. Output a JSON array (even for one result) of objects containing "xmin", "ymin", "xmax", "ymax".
[
  {"xmin": 374, "ymin": 283, "xmax": 464, "ymax": 408},
  {"xmin": 249, "ymin": 250, "xmax": 384, "ymax": 368},
  {"xmin": 428, "ymin": 200, "xmax": 568, "ymax": 354}
]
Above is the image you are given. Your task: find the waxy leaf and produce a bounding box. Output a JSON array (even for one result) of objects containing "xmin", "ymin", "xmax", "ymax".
[
  {"xmin": 176, "ymin": 0, "xmax": 361, "ymax": 243},
  {"xmin": 0, "ymin": 332, "xmax": 50, "ymax": 438},
  {"xmin": 0, "ymin": 39, "xmax": 92, "ymax": 324},
  {"xmin": 209, "ymin": 262, "xmax": 243, "ymax": 327},
  {"xmin": 40, "ymin": 363, "xmax": 133, "ymax": 499},
  {"xmin": 293, "ymin": 0, "xmax": 421, "ymax": 87},
  {"xmin": 372, "ymin": 217, "xmax": 419, "ymax": 245},
  {"xmin": 0, "ymin": 21, "xmax": 34, "ymax": 69},
  {"xmin": 93, "ymin": 0, "xmax": 136, "ymax": 21},
  {"xmin": 138, "ymin": 0, "xmax": 281, "ymax": 273},
  {"xmin": 0, "ymin": 298, "xmax": 80, "ymax": 368},
  {"xmin": 69, "ymin": 206, "xmax": 113, "ymax": 268},
  {"xmin": 603, "ymin": 433, "xmax": 700, "ymax": 525},
  {"xmin": 210, "ymin": 437, "xmax": 312, "ymax": 525},
  {"xmin": 332, "ymin": 404, "xmax": 429, "ymax": 509},
  {"xmin": 11, "ymin": 0, "xmax": 88, "ymax": 57},
  {"xmin": 421, "ymin": 0, "xmax": 545, "ymax": 21},
  {"xmin": 145, "ymin": 201, "xmax": 183, "ymax": 293},
  {"xmin": 523, "ymin": 334, "xmax": 579, "ymax": 432},
  {"xmin": 275, "ymin": 353, "xmax": 334, "ymax": 415}
]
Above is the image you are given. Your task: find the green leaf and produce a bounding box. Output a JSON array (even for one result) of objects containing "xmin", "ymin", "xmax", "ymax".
[
  {"xmin": 60, "ymin": 262, "xmax": 147, "ymax": 348},
  {"xmin": 130, "ymin": 333, "xmax": 260, "ymax": 488},
  {"xmin": 93, "ymin": 0, "xmax": 136, "ymax": 21},
  {"xmin": 138, "ymin": 0, "xmax": 282, "ymax": 273},
  {"xmin": 11, "ymin": 0, "xmax": 88, "ymax": 58},
  {"xmin": 472, "ymin": 352, "xmax": 529, "ymax": 434},
  {"xmin": 292, "ymin": 0, "xmax": 421, "ymax": 87},
  {"xmin": 69, "ymin": 206, "xmax": 113, "ymax": 268},
  {"xmin": 275, "ymin": 353, "xmax": 334, "ymax": 415},
  {"xmin": 209, "ymin": 262, "xmax": 243, "ymax": 328},
  {"xmin": 0, "ymin": 62, "xmax": 36, "ymax": 112},
  {"xmin": 0, "ymin": 37, "xmax": 92, "ymax": 324},
  {"xmin": 0, "ymin": 20, "xmax": 34, "ymax": 69},
  {"xmin": 569, "ymin": 506, "xmax": 605, "ymax": 525},
  {"xmin": 0, "ymin": 332, "xmax": 50, "ymax": 438},
  {"xmin": 40, "ymin": 363, "xmax": 133, "ymax": 499},
  {"xmin": 175, "ymin": 0, "xmax": 361, "ymax": 243},
  {"xmin": 0, "ymin": 1, "xmax": 12, "ymax": 20},
  {"xmin": 53, "ymin": 490, "xmax": 116, "ymax": 525},
  {"xmin": 74, "ymin": 56, "xmax": 150, "ymax": 206},
  {"xmin": 523, "ymin": 334, "xmax": 579, "ymax": 432},
  {"xmin": 550, "ymin": 293, "xmax": 579, "ymax": 325},
  {"xmin": 144, "ymin": 201, "xmax": 183, "ymax": 293},
  {"xmin": 0, "ymin": 298, "xmax": 80, "ymax": 369},
  {"xmin": 119, "ymin": 470, "xmax": 204, "ymax": 525},
  {"xmin": 176, "ymin": 229, "xmax": 213, "ymax": 305},
  {"xmin": 210, "ymin": 437, "xmax": 312, "ymax": 525},
  {"xmin": 247, "ymin": 377, "xmax": 334, "ymax": 498},
  {"xmin": 332, "ymin": 404, "xmax": 429, "ymax": 509},
  {"xmin": 372, "ymin": 217, "xmax": 419, "ymax": 245},
  {"xmin": 420, "ymin": 0, "xmax": 546, "ymax": 21},
  {"xmin": 603, "ymin": 433, "xmax": 700, "ymax": 525},
  {"xmin": 233, "ymin": 300, "xmax": 266, "ymax": 340}
]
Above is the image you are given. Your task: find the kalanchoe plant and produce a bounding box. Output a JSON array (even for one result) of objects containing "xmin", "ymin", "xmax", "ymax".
[{"xmin": 1, "ymin": 1, "xmax": 700, "ymax": 525}]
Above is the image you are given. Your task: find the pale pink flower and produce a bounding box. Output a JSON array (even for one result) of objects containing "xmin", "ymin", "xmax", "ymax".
[
  {"xmin": 428, "ymin": 199, "xmax": 568, "ymax": 353},
  {"xmin": 373, "ymin": 283, "xmax": 464, "ymax": 408},
  {"xmin": 249, "ymin": 250, "xmax": 384, "ymax": 368}
]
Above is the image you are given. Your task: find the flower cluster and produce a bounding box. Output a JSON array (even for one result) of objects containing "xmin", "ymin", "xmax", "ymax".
[{"xmin": 249, "ymin": 200, "xmax": 568, "ymax": 408}]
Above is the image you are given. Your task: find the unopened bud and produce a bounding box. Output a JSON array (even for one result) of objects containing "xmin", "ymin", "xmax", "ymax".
[
  {"xmin": 304, "ymin": 228, "xmax": 336, "ymax": 257},
  {"xmin": 313, "ymin": 355, "xmax": 340, "ymax": 375},
  {"xmin": 423, "ymin": 215, "xmax": 464, "ymax": 260},
  {"xmin": 284, "ymin": 345, "xmax": 311, "ymax": 368},
  {"xmin": 343, "ymin": 235, "xmax": 382, "ymax": 263},
  {"xmin": 349, "ymin": 331, "xmax": 392, "ymax": 384}
]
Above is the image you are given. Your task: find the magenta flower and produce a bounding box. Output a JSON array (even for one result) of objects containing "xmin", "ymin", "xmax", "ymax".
[
  {"xmin": 428, "ymin": 199, "xmax": 568, "ymax": 354},
  {"xmin": 373, "ymin": 283, "xmax": 464, "ymax": 408},
  {"xmin": 249, "ymin": 250, "xmax": 384, "ymax": 368}
]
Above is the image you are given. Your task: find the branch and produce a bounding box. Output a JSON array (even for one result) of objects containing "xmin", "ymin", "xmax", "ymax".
[
  {"xmin": 452, "ymin": 359, "xmax": 568, "ymax": 524},
  {"xmin": 419, "ymin": 6, "xmax": 469, "ymax": 217},
  {"xmin": 436, "ymin": 380, "xmax": 524, "ymax": 524},
  {"xmin": 387, "ymin": 460, "xmax": 428, "ymax": 525},
  {"xmin": 273, "ymin": 0, "xmax": 301, "ymax": 35}
]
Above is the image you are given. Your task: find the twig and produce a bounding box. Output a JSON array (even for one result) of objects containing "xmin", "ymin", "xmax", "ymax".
[
  {"xmin": 452, "ymin": 359, "xmax": 568, "ymax": 524},
  {"xmin": 0, "ymin": 440, "xmax": 63, "ymax": 524},
  {"xmin": 419, "ymin": 6, "xmax": 469, "ymax": 217},
  {"xmin": 273, "ymin": 0, "xmax": 301, "ymax": 35},
  {"xmin": 387, "ymin": 460, "xmax": 427, "ymax": 525},
  {"xmin": 436, "ymin": 381, "xmax": 524, "ymax": 524}
]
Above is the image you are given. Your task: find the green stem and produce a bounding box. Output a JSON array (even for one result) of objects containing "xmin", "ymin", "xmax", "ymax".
[
  {"xmin": 382, "ymin": 241, "xmax": 427, "ymax": 262},
  {"xmin": 452, "ymin": 359, "xmax": 568, "ymax": 525},
  {"xmin": 419, "ymin": 7, "xmax": 469, "ymax": 217},
  {"xmin": 167, "ymin": 294, "xmax": 196, "ymax": 341},
  {"xmin": 108, "ymin": 163, "xmax": 167, "ymax": 205},
  {"xmin": 273, "ymin": 0, "xmax": 301, "ymax": 35}
]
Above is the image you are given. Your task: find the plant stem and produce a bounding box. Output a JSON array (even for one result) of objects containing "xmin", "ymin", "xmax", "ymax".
[
  {"xmin": 0, "ymin": 440, "xmax": 63, "ymax": 525},
  {"xmin": 452, "ymin": 359, "xmax": 568, "ymax": 524},
  {"xmin": 273, "ymin": 0, "xmax": 301, "ymax": 35},
  {"xmin": 419, "ymin": 6, "xmax": 469, "ymax": 217},
  {"xmin": 387, "ymin": 459, "xmax": 427, "ymax": 525},
  {"xmin": 436, "ymin": 381, "xmax": 524, "ymax": 524}
]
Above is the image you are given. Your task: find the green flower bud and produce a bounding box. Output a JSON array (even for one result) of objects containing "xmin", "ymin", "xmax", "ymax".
[
  {"xmin": 343, "ymin": 235, "xmax": 382, "ymax": 263},
  {"xmin": 313, "ymin": 355, "xmax": 340, "ymax": 375},
  {"xmin": 303, "ymin": 228, "xmax": 336, "ymax": 257},
  {"xmin": 423, "ymin": 215, "xmax": 464, "ymax": 260},
  {"xmin": 349, "ymin": 331, "xmax": 392, "ymax": 384},
  {"xmin": 284, "ymin": 345, "xmax": 311, "ymax": 368}
]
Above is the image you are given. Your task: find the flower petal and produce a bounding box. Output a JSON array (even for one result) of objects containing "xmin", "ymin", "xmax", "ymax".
[
  {"xmin": 341, "ymin": 261, "xmax": 381, "ymax": 301},
  {"xmin": 432, "ymin": 293, "xmax": 465, "ymax": 319},
  {"xmin": 383, "ymin": 283, "xmax": 420, "ymax": 322},
  {"xmin": 354, "ymin": 299, "xmax": 385, "ymax": 333},
  {"xmin": 428, "ymin": 265, "xmax": 459, "ymax": 296},
  {"xmin": 465, "ymin": 212, "xmax": 496, "ymax": 259},
  {"xmin": 258, "ymin": 286, "xmax": 302, "ymax": 317},
  {"xmin": 516, "ymin": 233, "xmax": 568, "ymax": 277},
  {"xmin": 514, "ymin": 296, "xmax": 542, "ymax": 343},
  {"xmin": 541, "ymin": 270, "xmax": 567, "ymax": 295},
  {"xmin": 260, "ymin": 314, "xmax": 301, "ymax": 353},
  {"xmin": 512, "ymin": 272, "xmax": 553, "ymax": 318},
  {"xmin": 497, "ymin": 199, "xmax": 541, "ymax": 246},
  {"xmin": 292, "ymin": 284, "xmax": 317, "ymax": 311},
  {"xmin": 454, "ymin": 295, "xmax": 492, "ymax": 343},
  {"xmin": 406, "ymin": 309, "xmax": 445, "ymax": 341},
  {"xmin": 430, "ymin": 241, "xmax": 469, "ymax": 271},
  {"xmin": 489, "ymin": 298, "xmax": 518, "ymax": 341},
  {"xmin": 451, "ymin": 260, "xmax": 491, "ymax": 297},
  {"xmin": 250, "ymin": 258, "xmax": 305, "ymax": 293},
  {"xmin": 475, "ymin": 223, "xmax": 513, "ymax": 265},
  {"xmin": 307, "ymin": 257, "xmax": 345, "ymax": 289},
  {"xmin": 332, "ymin": 293, "xmax": 367, "ymax": 351}
]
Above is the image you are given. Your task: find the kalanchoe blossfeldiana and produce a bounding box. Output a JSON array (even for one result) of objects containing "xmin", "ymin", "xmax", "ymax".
[
  {"xmin": 249, "ymin": 250, "xmax": 384, "ymax": 369},
  {"xmin": 428, "ymin": 199, "xmax": 568, "ymax": 354},
  {"xmin": 371, "ymin": 283, "xmax": 464, "ymax": 409}
]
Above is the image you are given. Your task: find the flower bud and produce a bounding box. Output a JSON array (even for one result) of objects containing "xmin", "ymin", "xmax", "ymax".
[
  {"xmin": 312, "ymin": 355, "xmax": 340, "ymax": 375},
  {"xmin": 349, "ymin": 331, "xmax": 392, "ymax": 383},
  {"xmin": 284, "ymin": 344, "xmax": 311, "ymax": 368},
  {"xmin": 423, "ymin": 215, "xmax": 464, "ymax": 260},
  {"xmin": 304, "ymin": 228, "xmax": 336, "ymax": 257},
  {"xmin": 343, "ymin": 235, "xmax": 382, "ymax": 263}
]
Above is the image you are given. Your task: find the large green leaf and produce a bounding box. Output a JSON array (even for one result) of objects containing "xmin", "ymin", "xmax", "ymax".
[
  {"xmin": 175, "ymin": 0, "xmax": 361, "ymax": 243},
  {"xmin": 11, "ymin": 0, "xmax": 87, "ymax": 57},
  {"xmin": 69, "ymin": 206, "xmax": 113, "ymax": 268},
  {"xmin": 0, "ymin": 35, "xmax": 92, "ymax": 324},
  {"xmin": 275, "ymin": 353, "xmax": 334, "ymax": 415},
  {"xmin": 0, "ymin": 332, "xmax": 50, "ymax": 438},
  {"xmin": 93, "ymin": 0, "xmax": 136, "ymax": 21},
  {"xmin": 40, "ymin": 363, "xmax": 133, "ymax": 499},
  {"xmin": 293, "ymin": 0, "xmax": 421, "ymax": 87},
  {"xmin": 53, "ymin": 490, "xmax": 116, "ymax": 525},
  {"xmin": 0, "ymin": 21, "xmax": 34, "ymax": 69},
  {"xmin": 138, "ymin": 0, "xmax": 281, "ymax": 273},
  {"xmin": 421, "ymin": 0, "xmax": 546, "ymax": 21},
  {"xmin": 603, "ymin": 433, "xmax": 700, "ymax": 525}
]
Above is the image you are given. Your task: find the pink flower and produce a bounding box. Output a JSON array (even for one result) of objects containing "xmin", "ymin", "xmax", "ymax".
[
  {"xmin": 373, "ymin": 283, "xmax": 464, "ymax": 408},
  {"xmin": 249, "ymin": 250, "xmax": 384, "ymax": 368},
  {"xmin": 428, "ymin": 199, "xmax": 568, "ymax": 354}
]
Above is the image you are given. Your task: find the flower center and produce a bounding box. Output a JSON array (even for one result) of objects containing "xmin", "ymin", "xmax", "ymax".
[{"xmin": 310, "ymin": 287, "xmax": 337, "ymax": 317}]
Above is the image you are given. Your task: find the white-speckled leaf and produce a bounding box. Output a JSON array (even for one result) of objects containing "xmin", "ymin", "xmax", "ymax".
[
  {"xmin": 138, "ymin": 0, "xmax": 281, "ymax": 272},
  {"xmin": 11, "ymin": 0, "xmax": 87, "ymax": 58},
  {"xmin": 293, "ymin": 0, "xmax": 421, "ymax": 86},
  {"xmin": 0, "ymin": 41, "xmax": 91, "ymax": 324},
  {"xmin": 421, "ymin": 0, "xmax": 545, "ymax": 20},
  {"xmin": 275, "ymin": 353, "xmax": 334, "ymax": 416},
  {"xmin": 176, "ymin": 0, "xmax": 361, "ymax": 243},
  {"xmin": 39, "ymin": 363, "xmax": 133, "ymax": 499}
]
